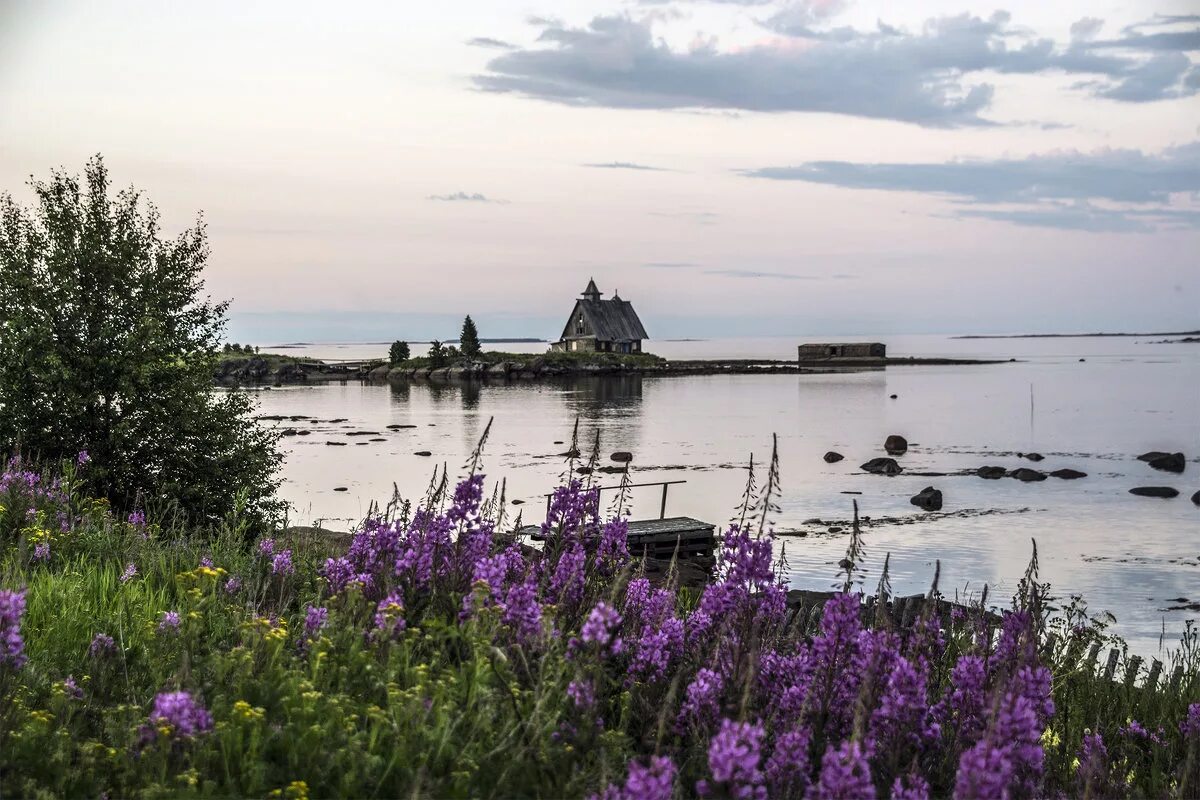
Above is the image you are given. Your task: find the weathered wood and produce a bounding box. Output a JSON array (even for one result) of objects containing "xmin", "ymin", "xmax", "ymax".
[
  {"xmin": 1041, "ymin": 632, "xmax": 1059, "ymax": 660},
  {"xmin": 1123, "ymin": 656, "xmax": 1143, "ymax": 690},
  {"xmin": 1146, "ymin": 659, "xmax": 1163, "ymax": 692},
  {"xmin": 807, "ymin": 605, "xmax": 824, "ymax": 634},
  {"xmin": 1103, "ymin": 649, "xmax": 1120, "ymax": 682}
]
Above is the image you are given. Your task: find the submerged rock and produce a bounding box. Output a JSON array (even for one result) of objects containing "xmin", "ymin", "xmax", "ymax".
[
  {"xmin": 1130, "ymin": 486, "xmax": 1179, "ymax": 498},
  {"xmin": 1192, "ymin": 490, "xmax": 1200, "ymax": 506},
  {"xmin": 413, "ymin": 450, "xmax": 432, "ymax": 457},
  {"xmin": 823, "ymin": 451, "xmax": 844, "ymax": 463},
  {"xmin": 977, "ymin": 466, "xmax": 1007, "ymax": 479},
  {"xmin": 884, "ymin": 435, "xmax": 908, "ymax": 455},
  {"xmin": 610, "ymin": 451, "xmax": 633, "ymax": 463},
  {"xmin": 1050, "ymin": 468, "xmax": 1088, "ymax": 479},
  {"xmin": 333, "ymin": 487, "xmax": 348, "ymax": 492},
  {"xmin": 325, "ymin": 441, "xmax": 347, "ymax": 447},
  {"xmin": 1148, "ymin": 452, "xmax": 1186, "ymax": 474},
  {"xmin": 1009, "ymin": 468, "xmax": 1047, "ymax": 482},
  {"xmin": 1137, "ymin": 451, "xmax": 1169, "ymax": 462},
  {"xmin": 861, "ymin": 457, "xmax": 903, "ymax": 476},
  {"xmin": 910, "ymin": 486, "xmax": 943, "ymax": 511},
  {"xmin": 1018, "ymin": 452, "xmax": 1044, "ymax": 462}
]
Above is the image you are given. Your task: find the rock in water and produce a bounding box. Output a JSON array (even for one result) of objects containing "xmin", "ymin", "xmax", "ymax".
[
  {"xmin": 977, "ymin": 466, "xmax": 1007, "ymax": 479},
  {"xmin": 413, "ymin": 451, "xmax": 432, "ymax": 457},
  {"xmin": 1192, "ymin": 490, "xmax": 1200, "ymax": 506},
  {"xmin": 1009, "ymin": 468, "xmax": 1047, "ymax": 482},
  {"xmin": 1129, "ymin": 486, "xmax": 1179, "ymax": 498},
  {"xmin": 610, "ymin": 451, "xmax": 633, "ymax": 463},
  {"xmin": 1018, "ymin": 452, "xmax": 1045, "ymax": 462},
  {"xmin": 1148, "ymin": 452, "xmax": 1186, "ymax": 474},
  {"xmin": 1050, "ymin": 468, "xmax": 1087, "ymax": 479},
  {"xmin": 333, "ymin": 487, "xmax": 348, "ymax": 492},
  {"xmin": 884, "ymin": 435, "xmax": 908, "ymax": 455},
  {"xmin": 861, "ymin": 457, "xmax": 903, "ymax": 476},
  {"xmin": 823, "ymin": 451, "xmax": 845, "ymax": 463},
  {"xmin": 910, "ymin": 486, "xmax": 943, "ymax": 511},
  {"xmin": 1137, "ymin": 451, "xmax": 1169, "ymax": 462},
  {"xmin": 559, "ymin": 448, "xmax": 581, "ymax": 458}
]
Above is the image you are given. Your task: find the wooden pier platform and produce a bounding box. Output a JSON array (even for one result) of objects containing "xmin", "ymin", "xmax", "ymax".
[{"xmin": 521, "ymin": 516, "xmax": 715, "ymax": 560}]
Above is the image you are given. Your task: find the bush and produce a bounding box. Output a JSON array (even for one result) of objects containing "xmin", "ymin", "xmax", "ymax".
[
  {"xmin": 427, "ymin": 340, "xmax": 447, "ymax": 369},
  {"xmin": 389, "ymin": 340, "xmax": 411, "ymax": 365},
  {"xmin": 0, "ymin": 156, "xmax": 282, "ymax": 529}
]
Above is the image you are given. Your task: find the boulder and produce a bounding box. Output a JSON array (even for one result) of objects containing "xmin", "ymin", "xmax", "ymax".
[
  {"xmin": 385, "ymin": 367, "xmax": 408, "ymax": 382},
  {"xmin": 610, "ymin": 451, "xmax": 633, "ymax": 463},
  {"xmin": 246, "ymin": 357, "xmax": 269, "ymax": 379},
  {"xmin": 1148, "ymin": 452, "xmax": 1186, "ymax": 474},
  {"xmin": 413, "ymin": 450, "xmax": 432, "ymax": 457},
  {"xmin": 1192, "ymin": 490, "xmax": 1200, "ymax": 506},
  {"xmin": 884, "ymin": 435, "xmax": 908, "ymax": 455},
  {"xmin": 367, "ymin": 365, "xmax": 390, "ymax": 381},
  {"xmin": 889, "ymin": 394, "xmax": 898, "ymax": 399},
  {"xmin": 977, "ymin": 466, "xmax": 1007, "ymax": 479},
  {"xmin": 447, "ymin": 366, "xmax": 469, "ymax": 380},
  {"xmin": 1018, "ymin": 452, "xmax": 1044, "ymax": 462},
  {"xmin": 276, "ymin": 362, "xmax": 307, "ymax": 382},
  {"xmin": 325, "ymin": 441, "xmax": 347, "ymax": 447},
  {"xmin": 429, "ymin": 368, "xmax": 451, "ymax": 381},
  {"xmin": 559, "ymin": 448, "xmax": 581, "ymax": 458},
  {"xmin": 1129, "ymin": 486, "xmax": 1178, "ymax": 498},
  {"xmin": 1137, "ymin": 451, "xmax": 1170, "ymax": 462},
  {"xmin": 910, "ymin": 486, "xmax": 943, "ymax": 511},
  {"xmin": 487, "ymin": 362, "xmax": 511, "ymax": 377},
  {"xmin": 1009, "ymin": 468, "xmax": 1047, "ymax": 482},
  {"xmin": 333, "ymin": 487, "xmax": 348, "ymax": 492},
  {"xmin": 1050, "ymin": 468, "xmax": 1087, "ymax": 480},
  {"xmin": 576, "ymin": 466, "xmax": 593, "ymax": 475},
  {"xmin": 861, "ymin": 457, "xmax": 903, "ymax": 476},
  {"xmin": 280, "ymin": 428, "xmax": 298, "ymax": 436},
  {"xmin": 823, "ymin": 451, "xmax": 845, "ymax": 463}
]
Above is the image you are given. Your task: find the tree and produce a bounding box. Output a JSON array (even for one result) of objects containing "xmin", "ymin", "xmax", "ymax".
[
  {"xmin": 427, "ymin": 340, "xmax": 447, "ymax": 368},
  {"xmin": 459, "ymin": 315, "xmax": 481, "ymax": 359},
  {"xmin": 389, "ymin": 340, "xmax": 410, "ymax": 365},
  {"xmin": 0, "ymin": 156, "xmax": 282, "ymax": 528}
]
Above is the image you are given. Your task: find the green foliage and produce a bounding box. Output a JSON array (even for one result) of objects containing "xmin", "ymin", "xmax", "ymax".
[
  {"xmin": 0, "ymin": 156, "xmax": 282, "ymax": 529},
  {"xmin": 388, "ymin": 340, "xmax": 410, "ymax": 366},
  {"xmin": 459, "ymin": 316, "xmax": 481, "ymax": 359},
  {"xmin": 426, "ymin": 340, "xmax": 448, "ymax": 369}
]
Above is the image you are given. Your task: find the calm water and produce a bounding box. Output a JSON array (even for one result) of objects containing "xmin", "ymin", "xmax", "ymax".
[{"xmin": 245, "ymin": 335, "xmax": 1200, "ymax": 654}]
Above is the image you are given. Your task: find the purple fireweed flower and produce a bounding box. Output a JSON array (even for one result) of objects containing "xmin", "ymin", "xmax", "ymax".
[
  {"xmin": 937, "ymin": 655, "xmax": 988, "ymax": 746},
  {"xmin": 158, "ymin": 611, "xmax": 182, "ymax": 633},
  {"xmin": 271, "ymin": 549, "xmax": 295, "ymax": 576},
  {"xmin": 1182, "ymin": 703, "xmax": 1200, "ymax": 738},
  {"xmin": 62, "ymin": 676, "xmax": 83, "ymax": 700},
  {"xmin": 120, "ymin": 562, "xmax": 138, "ymax": 583},
  {"xmin": 448, "ymin": 473, "xmax": 485, "ymax": 523},
  {"xmin": 199, "ymin": 556, "xmax": 214, "ymax": 569},
  {"xmin": 76, "ymin": 451, "xmax": 90, "ymax": 466},
  {"xmin": 549, "ymin": 542, "xmax": 586, "ymax": 609},
  {"xmin": 628, "ymin": 616, "xmax": 685, "ymax": 684},
  {"xmin": 127, "ymin": 510, "xmax": 146, "ymax": 528},
  {"xmin": 303, "ymin": 606, "xmax": 328, "ymax": 639},
  {"xmin": 591, "ymin": 756, "xmax": 677, "ymax": 800},
  {"xmin": 0, "ymin": 589, "xmax": 29, "ymax": 669},
  {"xmin": 256, "ymin": 538, "xmax": 275, "ymax": 558},
  {"xmin": 954, "ymin": 741, "xmax": 1015, "ymax": 800},
  {"xmin": 373, "ymin": 592, "xmax": 406, "ymax": 640},
  {"xmin": 499, "ymin": 578, "xmax": 542, "ymax": 642},
  {"xmin": 580, "ymin": 601, "xmax": 623, "ymax": 655},
  {"xmin": 567, "ymin": 679, "xmax": 596, "ymax": 711},
  {"xmin": 596, "ymin": 518, "xmax": 630, "ymax": 570},
  {"xmin": 802, "ymin": 593, "xmax": 867, "ymax": 743},
  {"xmin": 33, "ymin": 542, "xmax": 50, "ymax": 561},
  {"xmin": 698, "ymin": 719, "xmax": 767, "ymax": 800},
  {"xmin": 678, "ymin": 668, "xmax": 725, "ymax": 731},
  {"xmin": 223, "ymin": 576, "xmax": 242, "ymax": 595},
  {"xmin": 1077, "ymin": 732, "xmax": 1111, "ymax": 795},
  {"xmin": 540, "ymin": 480, "xmax": 600, "ymax": 542},
  {"xmin": 89, "ymin": 632, "xmax": 116, "ymax": 658},
  {"xmin": 889, "ymin": 773, "xmax": 931, "ymax": 800},
  {"xmin": 765, "ymin": 727, "xmax": 811, "ymax": 798},
  {"xmin": 1119, "ymin": 718, "xmax": 1165, "ymax": 746},
  {"xmin": 147, "ymin": 691, "xmax": 213, "ymax": 739},
  {"xmin": 810, "ymin": 739, "xmax": 875, "ymax": 800},
  {"xmin": 869, "ymin": 656, "xmax": 939, "ymax": 753}
]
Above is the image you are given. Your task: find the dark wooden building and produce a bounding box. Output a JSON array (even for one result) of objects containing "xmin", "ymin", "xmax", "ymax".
[
  {"xmin": 797, "ymin": 342, "xmax": 886, "ymax": 361},
  {"xmin": 552, "ymin": 279, "xmax": 649, "ymax": 354}
]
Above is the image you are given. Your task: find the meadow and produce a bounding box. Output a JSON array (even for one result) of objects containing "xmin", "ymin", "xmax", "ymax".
[{"xmin": 1, "ymin": 446, "xmax": 1198, "ymax": 799}]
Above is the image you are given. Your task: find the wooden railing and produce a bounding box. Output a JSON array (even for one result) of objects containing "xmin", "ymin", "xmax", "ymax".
[{"xmin": 543, "ymin": 480, "xmax": 688, "ymax": 519}]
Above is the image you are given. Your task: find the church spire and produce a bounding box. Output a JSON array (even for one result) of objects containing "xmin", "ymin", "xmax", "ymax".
[{"xmin": 582, "ymin": 278, "xmax": 601, "ymax": 302}]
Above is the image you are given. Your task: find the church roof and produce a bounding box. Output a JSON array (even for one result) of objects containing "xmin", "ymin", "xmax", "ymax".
[
  {"xmin": 583, "ymin": 278, "xmax": 600, "ymax": 296},
  {"xmin": 573, "ymin": 297, "xmax": 649, "ymax": 342}
]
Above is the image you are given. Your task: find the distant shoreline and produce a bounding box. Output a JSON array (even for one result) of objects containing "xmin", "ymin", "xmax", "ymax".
[{"xmin": 953, "ymin": 330, "xmax": 1200, "ymax": 340}]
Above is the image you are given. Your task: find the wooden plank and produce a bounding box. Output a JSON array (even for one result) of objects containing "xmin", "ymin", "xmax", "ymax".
[
  {"xmin": 1146, "ymin": 659, "xmax": 1163, "ymax": 692},
  {"xmin": 1085, "ymin": 643, "xmax": 1101, "ymax": 672},
  {"xmin": 1169, "ymin": 665, "xmax": 1185, "ymax": 694},
  {"xmin": 1103, "ymin": 649, "xmax": 1120, "ymax": 682},
  {"xmin": 1123, "ymin": 656, "xmax": 1143, "ymax": 690}
]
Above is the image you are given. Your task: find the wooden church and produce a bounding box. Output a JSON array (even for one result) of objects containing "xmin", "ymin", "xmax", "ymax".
[{"xmin": 551, "ymin": 279, "xmax": 649, "ymax": 354}]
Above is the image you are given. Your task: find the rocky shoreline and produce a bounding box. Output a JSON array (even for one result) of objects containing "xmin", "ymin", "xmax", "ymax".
[{"xmin": 213, "ymin": 354, "xmax": 1011, "ymax": 386}]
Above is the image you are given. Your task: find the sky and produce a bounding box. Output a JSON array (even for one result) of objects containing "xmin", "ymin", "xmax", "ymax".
[{"xmin": 1, "ymin": 0, "xmax": 1198, "ymax": 341}]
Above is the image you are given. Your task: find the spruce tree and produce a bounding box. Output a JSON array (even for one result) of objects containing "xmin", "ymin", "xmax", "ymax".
[{"xmin": 459, "ymin": 315, "xmax": 481, "ymax": 358}]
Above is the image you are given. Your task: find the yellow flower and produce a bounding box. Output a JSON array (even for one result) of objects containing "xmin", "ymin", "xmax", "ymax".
[
  {"xmin": 1071, "ymin": 757, "xmax": 1081, "ymax": 772},
  {"xmin": 1040, "ymin": 728, "xmax": 1061, "ymax": 748},
  {"xmin": 284, "ymin": 780, "xmax": 310, "ymax": 800}
]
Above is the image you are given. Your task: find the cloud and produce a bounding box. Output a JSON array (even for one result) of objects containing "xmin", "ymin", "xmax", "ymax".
[
  {"xmin": 467, "ymin": 37, "xmax": 517, "ymax": 50},
  {"xmin": 427, "ymin": 192, "xmax": 507, "ymax": 203},
  {"xmin": 743, "ymin": 143, "xmax": 1200, "ymax": 232},
  {"xmin": 643, "ymin": 261, "xmax": 699, "ymax": 268},
  {"xmin": 474, "ymin": 11, "xmax": 1199, "ymax": 126},
  {"xmin": 703, "ymin": 269, "xmax": 819, "ymax": 280},
  {"xmin": 583, "ymin": 161, "xmax": 670, "ymax": 171}
]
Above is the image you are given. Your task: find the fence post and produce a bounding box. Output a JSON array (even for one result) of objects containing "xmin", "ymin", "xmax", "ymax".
[
  {"xmin": 1103, "ymin": 649, "xmax": 1120, "ymax": 682},
  {"xmin": 1169, "ymin": 665, "xmax": 1185, "ymax": 695},
  {"xmin": 1146, "ymin": 659, "xmax": 1163, "ymax": 692},
  {"xmin": 660, "ymin": 484, "xmax": 669, "ymax": 519},
  {"xmin": 1123, "ymin": 656, "xmax": 1143, "ymax": 690}
]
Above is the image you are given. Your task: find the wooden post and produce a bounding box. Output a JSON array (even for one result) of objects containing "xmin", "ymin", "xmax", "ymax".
[
  {"xmin": 1123, "ymin": 656, "xmax": 1142, "ymax": 690},
  {"xmin": 1146, "ymin": 659, "xmax": 1163, "ymax": 692},
  {"xmin": 1085, "ymin": 643, "xmax": 1101, "ymax": 672},
  {"xmin": 1169, "ymin": 665, "xmax": 1185, "ymax": 694},
  {"xmin": 1103, "ymin": 649, "xmax": 1120, "ymax": 682},
  {"xmin": 660, "ymin": 483, "xmax": 669, "ymax": 519}
]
